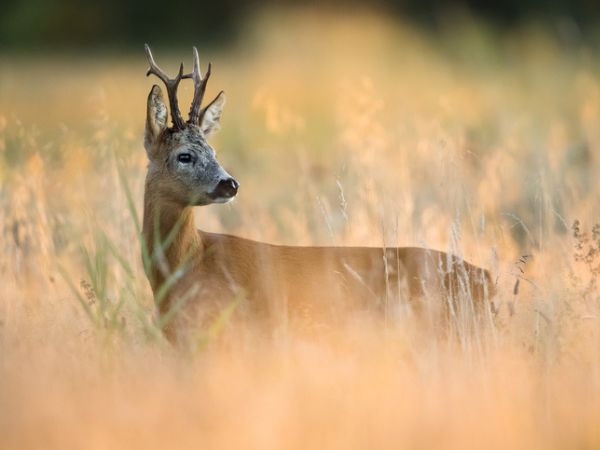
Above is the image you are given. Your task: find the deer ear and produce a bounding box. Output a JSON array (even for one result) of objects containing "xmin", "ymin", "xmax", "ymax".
[
  {"xmin": 200, "ymin": 91, "xmax": 225, "ymax": 137},
  {"xmin": 145, "ymin": 85, "xmax": 168, "ymax": 151}
]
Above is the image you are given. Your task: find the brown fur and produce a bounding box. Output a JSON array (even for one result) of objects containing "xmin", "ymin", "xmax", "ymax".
[{"xmin": 142, "ymin": 192, "xmax": 495, "ymax": 343}]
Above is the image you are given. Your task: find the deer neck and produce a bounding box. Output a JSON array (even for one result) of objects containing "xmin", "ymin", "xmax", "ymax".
[{"xmin": 142, "ymin": 179, "xmax": 203, "ymax": 291}]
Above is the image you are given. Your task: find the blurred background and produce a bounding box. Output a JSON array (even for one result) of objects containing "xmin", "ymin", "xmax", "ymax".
[
  {"xmin": 1, "ymin": 0, "xmax": 600, "ymax": 49},
  {"xmin": 1, "ymin": 0, "xmax": 599, "ymax": 252},
  {"xmin": 2, "ymin": 2, "xmax": 600, "ymax": 450}
]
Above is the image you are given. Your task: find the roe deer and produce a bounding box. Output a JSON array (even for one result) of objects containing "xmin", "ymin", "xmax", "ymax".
[{"xmin": 141, "ymin": 45, "xmax": 495, "ymax": 343}]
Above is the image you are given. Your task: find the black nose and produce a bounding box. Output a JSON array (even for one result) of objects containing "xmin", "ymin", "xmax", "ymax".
[{"xmin": 214, "ymin": 177, "xmax": 239, "ymax": 198}]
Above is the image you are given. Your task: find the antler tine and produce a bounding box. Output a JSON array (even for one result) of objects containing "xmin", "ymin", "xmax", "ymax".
[
  {"xmin": 144, "ymin": 44, "xmax": 186, "ymax": 130},
  {"xmin": 185, "ymin": 46, "xmax": 212, "ymax": 125}
]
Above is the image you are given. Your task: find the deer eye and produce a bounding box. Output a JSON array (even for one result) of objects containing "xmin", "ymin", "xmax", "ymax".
[{"xmin": 177, "ymin": 153, "xmax": 192, "ymax": 164}]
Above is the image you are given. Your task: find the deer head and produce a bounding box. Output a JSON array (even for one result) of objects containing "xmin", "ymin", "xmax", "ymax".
[{"xmin": 143, "ymin": 44, "xmax": 238, "ymax": 206}]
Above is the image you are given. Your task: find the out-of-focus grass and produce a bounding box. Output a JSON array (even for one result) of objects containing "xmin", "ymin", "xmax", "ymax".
[{"xmin": 1, "ymin": 8, "xmax": 600, "ymax": 450}]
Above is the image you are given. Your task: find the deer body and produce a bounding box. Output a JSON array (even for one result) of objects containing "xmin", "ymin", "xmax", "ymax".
[
  {"xmin": 143, "ymin": 182, "xmax": 493, "ymax": 341},
  {"xmin": 141, "ymin": 45, "xmax": 494, "ymax": 342}
]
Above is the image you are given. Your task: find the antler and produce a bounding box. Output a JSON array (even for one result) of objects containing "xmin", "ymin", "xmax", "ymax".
[
  {"xmin": 144, "ymin": 44, "xmax": 186, "ymax": 130},
  {"xmin": 184, "ymin": 47, "xmax": 212, "ymax": 125},
  {"xmin": 145, "ymin": 44, "xmax": 221, "ymax": 129}
]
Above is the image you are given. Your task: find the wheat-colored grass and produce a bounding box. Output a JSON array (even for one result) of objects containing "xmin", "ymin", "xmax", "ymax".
[{"xmin": 1, "ymin": 8, "xmax": 599, "ymax": 449}]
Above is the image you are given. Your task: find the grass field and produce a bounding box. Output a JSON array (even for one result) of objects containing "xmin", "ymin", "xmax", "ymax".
[{"xmin": 1, "ymin": 8, "xmax": 600, "ymax": 449}]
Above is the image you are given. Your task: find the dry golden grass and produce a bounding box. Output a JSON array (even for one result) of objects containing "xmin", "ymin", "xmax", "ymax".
[{"xmin": 1, "ymin": 8, "xmax": 600, "ymax": 449}]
